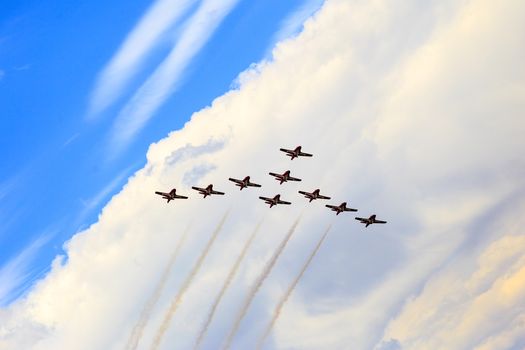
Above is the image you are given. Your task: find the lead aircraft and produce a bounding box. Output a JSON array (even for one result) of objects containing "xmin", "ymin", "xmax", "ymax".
[
  {"xmin": 279, "ymin": 146, "xmax": 313, "ymax": 160},
  {"xmin": 298, "ymin": 189, "xmax": 331, "ymax": 202},
  {"xmin": 259, "ymin": 194, "xmax": 291, "ymax": 208},
  {"xmin": 355, "ymin": 214, "xmax": 387, "ymax": 227},
  {"xmin": 269, "ymin": 170, "xmax": 302, "ymax": 185},
  {"xmin": 191, "ymin": 184, "xmax": 225, "ymax": 198},
  {"xmin": 325, "ymin": 202, "xmax": 358, "ymax": 215},
  {"xmin": 154, "ymin": 188, "xmax": 188, "ymax": 203},
  {"xmin": 228, "ymin": 176, "xmax": 262, "ymax": 190}
]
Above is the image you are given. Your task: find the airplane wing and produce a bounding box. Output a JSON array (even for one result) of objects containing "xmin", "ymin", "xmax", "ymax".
[
  {"xmin": 247, "ymin": 183, "xmax": 262, "ymax": 187},
  {"xmin": 228, "ymin": 178, "xmax": 242, "ymax": 184},
  {"xmin": 355, "ymin": 217, "xmax": 367, "ymax": 222},
  {"xmin": 259, "ymin": 196, "xmax": 272, "ymax": 201},
  {"xmin": 298, "ymin": 151, "xmax": 313, "ymax": 157},
  {"xmin": 344, "ymin": 207, "xmax": 358, "ymax": 212},
  {"xmin": 374, "ymin": 220, "xmax": 387, "ymax": 224},
  {"xmin": 155, "ymin": 191, "xmax": 169, "ymax": 196},
  {"xmin": 298, "ymin": 191, "xmax": 311, "ymax": 196},
  {"xmin": 191, "ymin": 186, "xmax": 205, "ymax": 192},
  {"xmin": 269, "ymin": 172, "xmax": 281, "ymax": 178},
  {"xmin": 211, "ymin": 190, "xmax": 225, "ymax": 195},
  {"xmin": 317, "ymin": 195, "xmax": 331, "ymax": 200},
  {"xmin": 279, "ymin": 148, "xmax": 293, "ymax": 154},
  {"xmin": 325, "ymin": 205, "xmax": 338, "ymax": 209},
  {"xmin": 288, "ymin": 176, "xmax": 301, "ymax": 181},
  {"xmin": 277, "ymin": 200, "xmax": 291, "ymax": 205},
  {"xmin": 174, "ymin": 195, "xmax": 189, "ymax": 199}
]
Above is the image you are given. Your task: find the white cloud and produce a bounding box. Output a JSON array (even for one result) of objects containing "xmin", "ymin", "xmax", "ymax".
[
  {"xmin": 267, "ymin": 0, "xmax": 324, "ymax": 53},
  {"xmin": 109, "ymin": 0, "xmax": 240, "ymax": 157},
  {"xmin": 380, "ymin": 226, "xmax": 525, "ymax": 350},
  {"xmin": 88, "ymin": 0, "xmax": 198, "ymax": 117},
  {"xmin": 1, "ymin": 0, "xmax": 524, "ymax": 349}
]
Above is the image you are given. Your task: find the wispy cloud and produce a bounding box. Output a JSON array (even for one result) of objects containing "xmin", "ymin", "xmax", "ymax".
[
  {"xmin": 109, "ymin": 0, "xmax": 240, "ymax": 157},
  {"xmin": 0, "ymin": 235, "xmax": 49, "ymax": 306},
  {"xmin": 88, "ymin": 0, "xmax": 197, "ymax": 117},
  {"xmin": 75, "ymin": 164, "xmax": 137, "ymax": 229},
  {"xmin": 62, "ymin": 132, "xmax": 80, "ymax": 148}
]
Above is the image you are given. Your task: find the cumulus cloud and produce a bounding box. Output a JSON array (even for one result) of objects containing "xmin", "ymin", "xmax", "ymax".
[
  {"xmin": 267, "ymin": 0, "xmax": 324, "ymax": 53},
  {"xmin": 380, "ymin": 225, "xmax": 525, "ymax": 350},
  {"xmin": 0, "ymin": 0, "xmax": 524, "ymax": 349}
]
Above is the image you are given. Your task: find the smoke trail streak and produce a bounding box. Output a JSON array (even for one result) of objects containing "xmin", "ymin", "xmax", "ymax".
[
  {"xmin": 194, "ymin": 220, "xmax": 263, "ymax": 350},
  {"xmin": 151, "ymin": 212, "xmax": 229, "ymax": 350},
  {"xmin": 256, "ymin": 224, "xmax": 332, "ymax": 350},
  {"xmin": 126, "ymin": 226, "xmax": 191, "ymax": 350},
  {"xmin": 222, "ymin": 216, "xmax": 301, "ymax": 350}
]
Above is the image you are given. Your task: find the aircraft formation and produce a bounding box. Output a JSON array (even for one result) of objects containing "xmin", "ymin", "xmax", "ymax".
[{"xmin": 155, "ymin": 145, "xmax": 387, "ymax": 227}]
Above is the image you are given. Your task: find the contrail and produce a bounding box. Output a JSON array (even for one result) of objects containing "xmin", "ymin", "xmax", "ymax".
[
  {"xmin": 222, "ymin": 216, "xmax": 301, "ymax": 350},
  {"xmin": 151, "ymin": 212, "xmax": 229, "ymax": 350},
  {"xmin": 194, "ymin": 220, "xmax": 263, "ymax": 350},
  {"xmin": 126, "ymin": 225, "xmax": 191, "ymax": 350},
  {"xmin": 257, "ymin": 224, "xmax": 332, "ymax": 350}
]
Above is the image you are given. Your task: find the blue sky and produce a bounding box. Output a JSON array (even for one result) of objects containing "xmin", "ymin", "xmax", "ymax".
[{"xmin": 0, "ymin": 0, "xmax": 323, "ymax": 304}]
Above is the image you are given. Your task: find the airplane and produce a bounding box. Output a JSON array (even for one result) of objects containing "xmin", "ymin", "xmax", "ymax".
[
  {"xmin": 191, "ymin": 184, "xmax": 225, "ymax": 198},
  {"xmin": 154, "ymin": 188, "xmax": 189, "ymax": 203},
  {"xmin": 259, "ymin": 194, "xmax": 292, "ymax": 208},
  {"xmin": 325, "ymin": 202, "xmax": 358, "ymax": 215},
  {"xmin": 228, "ymin": 176, "xmax": 262, "ymax": 190},
  {"xmin": 269, "ymin": 170, "xmax": 302, "ymax": 185},
  {"xmin": 298, "ymin": 189, "xmax": 331, "ymax": 202},
  {"xmin": 279, "ymin": 146, "xmax": 313, "ymax": 160},
  {"xmin": 355, "ymin": 214, "xmax": 387, "ymax": 227}
]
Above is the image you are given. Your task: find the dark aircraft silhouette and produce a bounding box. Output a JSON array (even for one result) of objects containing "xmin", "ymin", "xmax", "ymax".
[
  {"xmin": 325, "ymin": 202, "xmax": 357, "ymax": 215},
  {"xmin": 298, "ymin": 189, "xmax": 331, "ymax": 202},
  {"xmin": 154, "ymin": 188, "xmax": 188, "ymax": 203},
  {"xmin": 355, "ymin": 214, "xmax": 387, "ymax": 227},
  {"xmin": 228, "ymin": 176, "xmax": 262, "ymax": 190},
  {"xmin": 191, "ymin": 184, "xmax": 225, "ymax": 198},
  {"xmin": 269, "ymin": 170, "xmax": 302, "ymax": 185},
  {"xmin": 259, "ymin": 194, "xmax": 291, "ymax": 208},
  {"xmin": 279, "ymin": 146, "xmax": 313, "ymax": 160}
]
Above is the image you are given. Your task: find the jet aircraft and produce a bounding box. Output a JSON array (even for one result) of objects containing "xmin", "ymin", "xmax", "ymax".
[
  {"xmin": 228, "ymin": 176, "xmax": 262, "ymax": 190},
  {"xmin": 298, "ymin": 189, "xmax": 331, "ymax": 202},
  {"xmin": 191, "ymin": 184, "xmax": 225, "ymax": 198},
  {"xmin": 259, "ymin": 194, "xmax": 291, "ymax": 208},
  {"xmin": 279, "ymin": 146, "xmax": 313, "ymax": 160},
  {"xmin": 154, "ymin": 188, "xmax": 188, "ymax": 203},
  {"xmin": 355, "ymin": 214, "xmax": 387, "ymax": 227},
  {"xmin": 269, "ymin": 170, "xmax": 302, "ymax": 185},
  {"xmin": 325, "ymin": 202, "xmax": 357, "ymax": 215}
]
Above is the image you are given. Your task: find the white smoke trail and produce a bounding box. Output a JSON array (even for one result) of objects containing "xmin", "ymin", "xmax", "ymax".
[
  {"xmin": 256, "ymin": 224, "xmax": 332, "ymax": 349},
  {"xmin": 222, "ymin": 216, "xmax": 302, "ymax": 350},
  {"xmin": 151, "ymin": 212, "xmax": 229, "ymax": 350},
  {"xmin": 126, "ymin": 225, "xmax": 191, "ymax": 350},
  {"xmin": 194, "ymin": 220, "xmax": 263, "ymax": 350}
]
